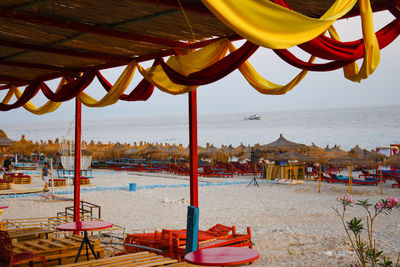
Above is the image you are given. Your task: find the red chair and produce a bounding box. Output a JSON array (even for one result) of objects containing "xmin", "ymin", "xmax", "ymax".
[{"xmin": 0, "ymin": 230, "xmax": 47, "ymax": 267}]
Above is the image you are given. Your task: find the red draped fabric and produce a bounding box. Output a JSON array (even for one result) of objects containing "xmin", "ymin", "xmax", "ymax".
[
  {"xmin": 272, "ymin": 0, "xmax": 400, "ymax": 67},
  {"xmin": 41, "ymin": 69, "xmax": 96, "ymax": 102},
  {"xmin": 274, "ymin": 50, "xmax": 351, "ymax": 71},
  {"xmin": 95, "ymin": 60, "xmax": 158, "ymax": 102},
  {"xmin": 159, "ymin": 41, "xmax": 258, "ymax": 86},
  {"xmin": 0, "ymin": 80, "xmax": 41, "ymax": 111}
]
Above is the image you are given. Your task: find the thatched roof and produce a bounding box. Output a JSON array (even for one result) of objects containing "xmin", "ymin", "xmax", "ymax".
[
  {"xmin": 0, "ymin": 130, "xmax": 13, "ymax": 146},
  {"xmin": 256, "ymin": 134, "xmax": 307, "ymax": 152},
  {"xmin": 0, "ymin": 0, "xmax": 388, "ymax": 86}
]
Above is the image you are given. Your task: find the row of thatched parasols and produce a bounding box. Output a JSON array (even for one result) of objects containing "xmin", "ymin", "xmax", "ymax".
[{"xmin": 3, "ymin": 133, "xmax": 400, "ymax": 168}]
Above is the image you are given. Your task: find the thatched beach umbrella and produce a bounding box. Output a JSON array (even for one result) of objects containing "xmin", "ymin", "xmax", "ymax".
[
  {"xmin": 256, "ymin": 134, "xmax": 307, "ymax": 154},
  {"xmin": 198, "ymin": 144, "xmax": 229, "ymax": 163},
  {"xmin": 384, "ymin": 154, "xmax": 400, "ymax": 167},
  {"xmin": 7, "ymin": 135, "xmax": 35, "ymax": 156},
  {"xmin": 0, "ymin": 130, "xmax": 14, "ymax": 151}
]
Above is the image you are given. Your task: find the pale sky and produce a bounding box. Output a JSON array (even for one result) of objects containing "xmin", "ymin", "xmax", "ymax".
[{"xmin": 0, "ymin": 11, "xmax": 399, "ymax": 124}]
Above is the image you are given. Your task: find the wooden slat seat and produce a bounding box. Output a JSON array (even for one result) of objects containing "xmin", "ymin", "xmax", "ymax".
[
  {"xmin": 58, "ymin": 251, "xmax": 180, "ymax": 266},
  {"xmin": 12, "ymin": 235, "xmax": 104, "ymax": 265},
  {"xmin": 8, "ymin": 227, "xmax": 53, "ymax": 239}
]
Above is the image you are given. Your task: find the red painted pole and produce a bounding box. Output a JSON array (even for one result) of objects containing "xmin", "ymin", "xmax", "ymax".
[
  {"xmin": 189, "ymin": 90, "xmax": 198, "ymax": 207},
  {"xmin": 74, "ymin": 98, "xmax": 82, "ymax": 223}
]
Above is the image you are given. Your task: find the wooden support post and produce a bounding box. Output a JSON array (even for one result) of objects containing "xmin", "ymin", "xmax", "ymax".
[{"xmin": 74, "ymin": 98, "xmax": 82, "ymax": 224}]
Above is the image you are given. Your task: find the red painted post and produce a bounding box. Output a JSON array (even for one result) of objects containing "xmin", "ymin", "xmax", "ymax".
[
  {"xmin": 74, "ymin": 98, "xmax": 82, "ymax": 223},
  {"xmin": 189, "ymin": 90, "xmax": 198, "ymax": 207}
]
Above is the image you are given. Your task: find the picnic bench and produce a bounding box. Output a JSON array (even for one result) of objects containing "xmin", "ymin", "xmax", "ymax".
[{"xmin": 58, "ymin": 251, "xmax": 197, "ymax": 266}]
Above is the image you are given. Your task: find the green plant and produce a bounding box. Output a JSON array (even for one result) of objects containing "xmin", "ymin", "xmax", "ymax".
[{"xmin": 333, "ymin": 195, "xmax": 400, "ymax": 267}]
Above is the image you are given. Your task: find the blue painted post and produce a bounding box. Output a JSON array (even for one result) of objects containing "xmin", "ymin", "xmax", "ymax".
[
  {"xmin": 186, "ymin": 205, "xmax": 199, "ymax": 254},
  {"xmin": 129, "ymin": 183, "xmax": 137, "ymax": 192}
]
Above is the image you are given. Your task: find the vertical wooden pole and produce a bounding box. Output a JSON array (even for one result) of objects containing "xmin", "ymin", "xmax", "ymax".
[
  {"xmin": 74, "ymin": 98, "xmax": 82, "ymax": 223},
  {"xmin": 318, "ymin": 162, "xmax": 322, "ymax": 193},
  {"xmin": 349, "ymin": 165, "xmax": 352, "ymax": 194},
  {"xmin": 380, "ymin": 164, "xmax": 383, "ymax": 194},
  {"xmin": 189, "ymin": 90, "xmax": 198, "ymax": 207}
]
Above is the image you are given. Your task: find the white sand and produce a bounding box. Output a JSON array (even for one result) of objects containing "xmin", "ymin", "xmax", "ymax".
[{"xmin": 2, "ymin": 170, "xmax": 400, "ymax": 266}]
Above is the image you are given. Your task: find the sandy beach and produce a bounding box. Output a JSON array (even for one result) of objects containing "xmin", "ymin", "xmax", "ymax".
[{"xmin": 2, "ymin": 170, "xmax": 400, "ymax": 266}]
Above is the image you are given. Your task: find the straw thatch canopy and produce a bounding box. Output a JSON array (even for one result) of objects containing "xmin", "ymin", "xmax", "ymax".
[
  {"xmin": 198, "ymin": 144, "xmax": 229, "ymax": 162},
  {"xmin": 349, "ymin": 145, "xmax": 387, "ymax": 166},
  {"xmin": 266, "ymin": 150, "xmax": 312, "ymax": 162},
  {"xmin": 0, "ymin": 0, "xmax": 387, "ymax": 86},
  {"xmin": 7, "ymin": 135, "xmax": 35, "ymax": 155},
  {"xmin": 255, "ymin": 134, "xmax": 307, "ymax": 153},
  {"xmin": 0, "ymin": 130, "xmax": 13, "ymax": 147},
  {"xmin": 384, "ymin": 154, "xmax": 400, "ymax": 167}
]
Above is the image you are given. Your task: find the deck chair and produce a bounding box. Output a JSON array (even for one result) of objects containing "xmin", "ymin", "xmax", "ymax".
[{"xmin": 0, "ymin": 230, "xmax": 47, "ymax": 267}]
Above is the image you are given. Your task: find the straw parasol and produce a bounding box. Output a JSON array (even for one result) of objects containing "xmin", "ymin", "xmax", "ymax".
[
  {"xmin": 7, "ymin": 135, "xmax": 35, "ymax": 156},
  {"xmin": 384, "ymin": 154, "xmax": 400, "ymax": 167},
  {"xmin": 0, "ymin": 130, "xmax": 14, "ymax": 150},
  {"xmin": 255, "ymin": 134, "xmax": 307, "ymax": 154},
  {"xmin": 198, "ymin": 144, "xmax": 229, "ymax": 162}
]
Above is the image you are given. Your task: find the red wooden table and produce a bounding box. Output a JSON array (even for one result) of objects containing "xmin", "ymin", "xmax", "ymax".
[
  {"xmin": 184, "ymin": 247, "xmax": 260, "ymax": 266},
  {"xmin": 56, "ymin": 221, "xmax": 113, "ymax": 262}
]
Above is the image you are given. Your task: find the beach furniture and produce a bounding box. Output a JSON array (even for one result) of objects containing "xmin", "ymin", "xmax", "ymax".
[
  {"xmin": 0, "ymin": 179, "xmax": 11, "ymax": 190},
  {"xmin": 49, "ymin": 179, "xmax": 67, "ymax": 187},
  {"xmin": 0, "ymin": 230, "xmax": 47, "ymax": 266},
  {"xmin": 56, "ymin": 221, "xmax": 113, "ymax": 263},
  {"xmin": 10, "ymin": 173, "xmax": 31, "ymax": 184},
  {"xmin": 10, "ymin": 234, "xmax": 104, "ymax": 265},
  {"xmin": 124, "ymin": 224, "xmax": 252, "ymax": 262},
  {"xmin": 392, "ymin": 177, "xmax": 400, "ymax": 188},
  {"xmin": 185, "ymin": 247, "xmax": 259, "ymax": 266},
  {"xmin": 57, "ymin": 251, "xmax": 185, "ymax": 266},
  {"xmin": 8, "ymin": 227, "xmax": 53, "ymax": 240}
]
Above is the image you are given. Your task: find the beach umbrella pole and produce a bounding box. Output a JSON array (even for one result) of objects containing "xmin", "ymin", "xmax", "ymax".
[
  {"xmin": 50, "ymin": 158, "xmax": 54, "ymax": 200},
  {"xmin": 380, "ymin": 164, "xmax": 383, "ymax": 194},
  {"xmin": 186, "ymin": 90, "xmax": 199, "ymax": 253},
  {"xmin": 74, "ymin": 98, "xmax": 82, "ymax": 225},
  {"xmin": 318, "ymin": 162, "xmax": 321, "ymax": 193}
]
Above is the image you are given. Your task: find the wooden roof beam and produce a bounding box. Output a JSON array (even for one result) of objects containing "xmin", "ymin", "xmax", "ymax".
[
  {"xmin": 0, "ymin": 39, "xmax": 133, "ymax": 64},
  {"xmin": 0, "ymin": 8, "xmax": 189, "ymax": 48}
]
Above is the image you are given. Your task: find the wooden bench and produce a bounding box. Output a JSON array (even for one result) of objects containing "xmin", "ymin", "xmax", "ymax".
[
  {"xmin": 50, "ymin": 178, "xmax": 67, "ymax": 187},
  {"xmin": 58, "ymin": 251, "xmax": 182, "ymax": 266},
  {"xmin": 12, "ymin": 174, "xmax": 31, "ymax": 184},
  {"xmin": 0, "ymin": 180, "xmax": 11, "ymax": 190},
  {"xmin": 12, "ymin": 235, "xmax": 104, "ymax": 265},
  {"xmin": 73, "ymin": 177, "xmax": 91, "ymax": 185},
  {"xmin": 8, "ymin": 227, "xmax": 53, "ymax": 240}
]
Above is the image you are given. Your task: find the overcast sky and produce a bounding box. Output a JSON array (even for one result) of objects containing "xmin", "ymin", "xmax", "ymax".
[{"xmin": 0, "ymin": 11, "xmax": 399, "ymax": 125}]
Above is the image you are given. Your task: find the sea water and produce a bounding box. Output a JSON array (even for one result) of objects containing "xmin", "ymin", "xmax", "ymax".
[{"xmin": 2, "ymin": 105, "xmax": 400, "ymax": 151}]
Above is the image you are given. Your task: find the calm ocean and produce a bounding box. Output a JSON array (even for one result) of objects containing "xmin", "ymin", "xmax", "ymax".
[{"xmin": 2, "ymin": 105, "xmax": 400, "ymax": 151}]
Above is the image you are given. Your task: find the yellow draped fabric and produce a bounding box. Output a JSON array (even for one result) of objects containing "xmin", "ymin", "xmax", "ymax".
[
  {"xmin": 227, "ymin": 43, "xmax": 315, "ymax": 95},
  {"xmin": 1, "ymin": 88, "xmax": 15, "ymax": 104},
  {"xmin": 201, "ymin": 0, "xmax": 357, "ymax": 49},
  {"xmin": 5, "ymin": 80, "xmax": 66, "ymax": 115},
  {"xmin": 137, "ymin": 39, "xmax": 229, "ymax": 95},
  {"xmin": 328, "ymin": 0, "xmax": 379, "ymax": 83},
  {"xmin": 78, "ymin": 63, "xmax": 136, "ymax": 107}
]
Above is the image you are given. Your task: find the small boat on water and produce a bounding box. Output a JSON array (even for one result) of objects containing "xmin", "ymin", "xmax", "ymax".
[{"xmin": 244, "ymin": 114, "xmax": 261, "ymax": 120}]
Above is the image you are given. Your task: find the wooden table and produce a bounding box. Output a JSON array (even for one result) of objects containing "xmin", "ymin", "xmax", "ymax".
[
  {"xmin": 8, "ymin": 227, "xmax": 53, "ymax": 239},
  {"xmin": 184, "ymin": 247, "xmax": 259, "ymax": 266},
  {"xmin": 56, "ymin": 221, "xmax": 113, "ymax": 263}
]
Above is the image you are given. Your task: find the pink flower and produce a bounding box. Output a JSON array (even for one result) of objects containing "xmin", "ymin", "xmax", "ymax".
[
  {"xmin": 336, "ymin": 196, "xmax": 341, "ymax": 201},
  {"xmin": 376, "ymin": 202, "xmax": 385, "ymax": 212}
]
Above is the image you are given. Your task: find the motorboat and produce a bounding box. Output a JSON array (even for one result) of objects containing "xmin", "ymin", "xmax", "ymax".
[{"xmin": 244, "ymin": 114, "xmax": 261, "ymax": 120}]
